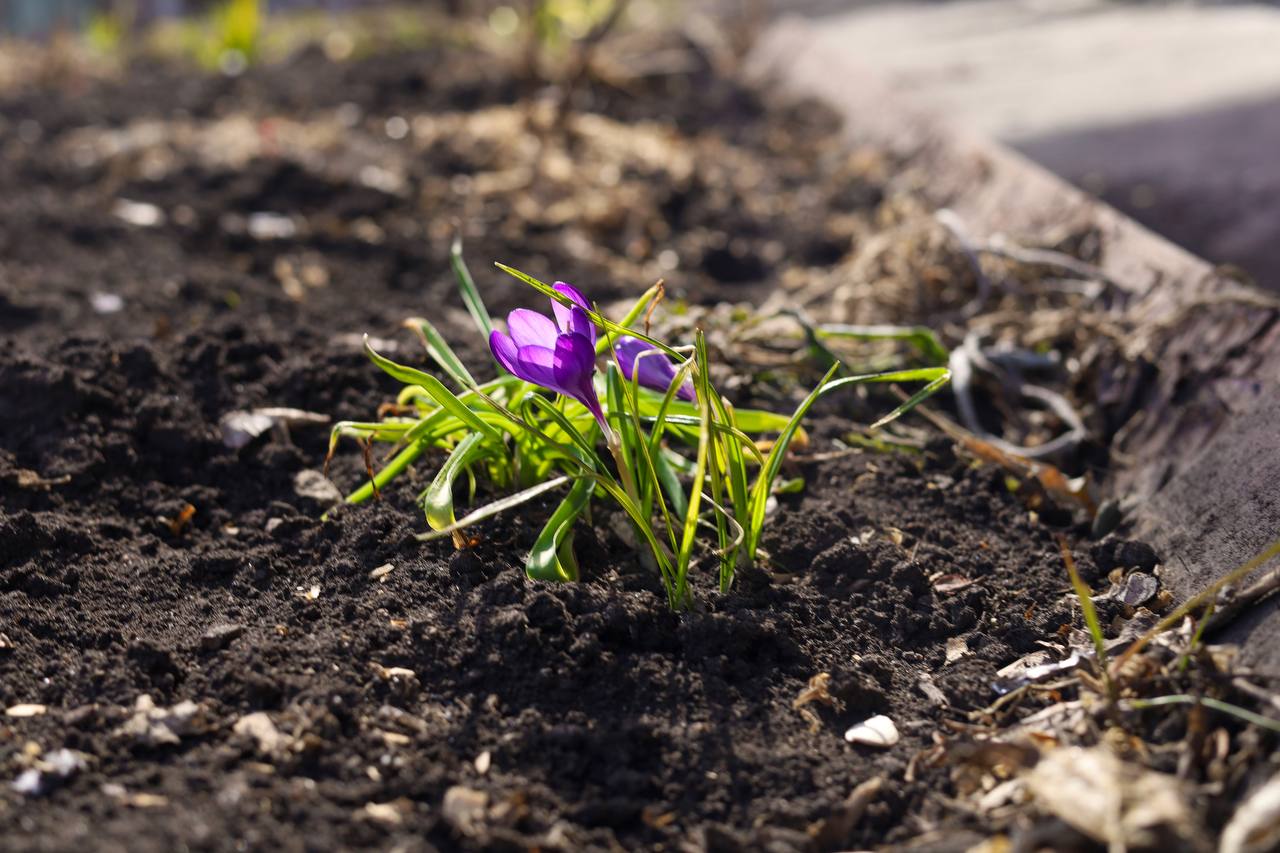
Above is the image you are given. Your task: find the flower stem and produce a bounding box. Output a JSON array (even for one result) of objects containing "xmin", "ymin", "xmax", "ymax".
[{"xmin": 606, "ymin": 429, "xmax": 642, "ymax": 512}]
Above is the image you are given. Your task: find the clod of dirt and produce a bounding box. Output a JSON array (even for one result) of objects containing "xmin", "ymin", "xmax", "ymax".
[
  {"xmin": 1026, "ymin": 746, "xmax": 1204, "ymax": 851},
  {"xmin": 116, "ymin": 695, "xmax": 204, "ymax": 747},
  {"xmin": 200, "ymin": 623, "xmax": 244, "ymax": 651},
  {"xmin": 844, "ymin": 714, "xmax": 899, "ymax": 747}
]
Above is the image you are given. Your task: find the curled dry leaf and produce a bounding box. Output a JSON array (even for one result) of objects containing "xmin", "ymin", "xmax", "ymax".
[
  {"xmin": 219, "ymin": 407, "xmax": 329, "ymax": 449},
  {"xmin": 12, "ymin": 469, "xmax": 70, "ymax": 490},
  {"xmin": 932, "ymin": 573, "xmax": 975, "ymax": 595}
]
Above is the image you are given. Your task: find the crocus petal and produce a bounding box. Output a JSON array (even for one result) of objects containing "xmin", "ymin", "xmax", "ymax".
[
  {"xmin": 489, "ymin": 330, "xmax": 521, "ymax": 377},
  {"xmin": 553, "ymin": 333, "xmax": 606, "ymax": 428},
  {"xmin": 551, "ymin": 282, "xmax": 597, "ymax": 346},
  {"xmin": 615, "ymin": 336, "xmax": 696, "ymax": 402},
  {"xmin": 514, "ymin": 344, "xmax": 565, "ymax": 393},
  {"xmin": 507, "ymin": 309, "xmax": 559, "ymax": 350}
]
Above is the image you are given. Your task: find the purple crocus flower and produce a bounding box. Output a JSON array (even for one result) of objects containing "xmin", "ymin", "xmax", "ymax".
[
  {"xmin": 489, "ymin": 282, "xmax": 608, "ymax": 430},
  {"xmin": 615, "ymin": 336, "xmax": 695, "ymax": 402}
]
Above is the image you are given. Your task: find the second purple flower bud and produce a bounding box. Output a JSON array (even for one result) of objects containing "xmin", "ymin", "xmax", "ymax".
[{"xmin": 614, "ymin": 336, "xmax": 695, "ymax": 402}]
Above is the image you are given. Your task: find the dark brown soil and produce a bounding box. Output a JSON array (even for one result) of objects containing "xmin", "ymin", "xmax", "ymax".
[{"xmin": 0, "ymin": 33, "xmax": 1185, "ymax": 853}]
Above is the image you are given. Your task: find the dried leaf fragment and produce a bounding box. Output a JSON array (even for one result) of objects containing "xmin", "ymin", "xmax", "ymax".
[
  {"xmin": 1026, "ymin": 746, "xmax": 1203, "ymax": 850},
  {"xmin": 793, "ymin": 672, "xmax": 840, "ymax": 732},
  {"xmin": 1221, "ymin": 772, "xmax": 1280, "ymax": 853},
  {"xmin": 5, "ymin": 703, "xmax": 47, "ymax": 718}
]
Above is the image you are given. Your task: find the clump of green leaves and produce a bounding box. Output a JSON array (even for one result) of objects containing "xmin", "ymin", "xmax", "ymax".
[{"xmin": 330, "ymin": 246, "xmax": 949, "ymax": 608}]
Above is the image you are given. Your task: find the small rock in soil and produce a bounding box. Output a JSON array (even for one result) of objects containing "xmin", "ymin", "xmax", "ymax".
[
  {"xmin": 293, "ymin": 470, "xmax": 342, "ymax": 508},
  {"xmin": 200, "ymin": 623, "xmax": 244, "ymax": 651},
  {"xmin": 1091, "ymin": 536, "xmax": 1160, "ymax": 573},
  {"xmin": 844, "ymin": 714, "xmax": 899, "ymax": 747},
  {"xmin": 355, "ymin": 801, "xmax": 407, "ymax": 826},
  {"xmin": 11, "ymin": 748, "xmax": 88, "ymax": 796},
  {"xmin": 1120, "ymin": 572, "xmax": 1159, "ymax": 607},
  {"xmin": 233, "ymin": 712, "xmax": 287, "ymax": 756},
  {"xmin": 442, "ymin": 786, "xmax": 489, "ymax": 836},
  {"xmin": 116, "ymin": 695, "xmax": 204, "ymax": 746}
]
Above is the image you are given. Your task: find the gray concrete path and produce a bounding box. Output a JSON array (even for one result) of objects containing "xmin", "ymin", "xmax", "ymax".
[{"xmin": 793, "ymin": 0, "xmax": 1280, "ymax": 286}]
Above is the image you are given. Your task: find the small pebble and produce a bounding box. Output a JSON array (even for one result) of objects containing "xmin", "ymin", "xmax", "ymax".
[
  {"xmin": 293, "ymin": 470, "xmax": 342, "ymax": 507},
  {"xmin": 201, "ymin": 623, "xmax": 244, "ymax": 651},
  {"xmin": 844, "ymin": 714, "xmax": 899, "ymax": 748}
]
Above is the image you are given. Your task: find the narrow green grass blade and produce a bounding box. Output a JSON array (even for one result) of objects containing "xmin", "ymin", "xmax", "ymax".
[
  {"xmin": 329, "ymin": 421, "xmax": 415, "ymax": 455},
  {"xmin": 741, "ymin": 365, "xmax": 951, "ymax": 561},
  {"xmin": 674, "ymin": 332, "xmax": 714, "ymax": 606},
  {"xmin": 1060, "ymin": 536, "xmax": 1113, "ymax": 699},
  {"xmin": 405, "ymin": 316, "xmax": 477, "ymax": 390},
  {"xmin": 595, "ymin": 282, "xmax": 664, "ymax": 356},
  {"xmin": 1125, "ymin": 695, "xmax": 1280, "ymax": 734},
  {"xmin": 641, "ymin": 358, "xmax": 695, "ymax": 454},
  {"xmin": 817, "ymin": 324, "xmax": 951, "ymax": 366},
  {"xmin": 422, "ymin": 433, "xmax": 490, "ymax": 532},
  {"xmin": 650, "ymin": 399, "xmax": 798, "ymax": 439},
  {"xmin": 415, "ymin": 475, "xmax": 570, "ymax": 542},
  {"xmin": 452, "ymin": 235, "xmax": 493, "ymax": 338},
  {"xmin": 522, "ymin": 395, "xmax": 601, "ymax": 469},
  {"xmin": 745, "ymin": 364, "xmax": 840, "ymax": 561},
  {"xmin": 708, "ymin": 392, "xmax": 749, "ymax": 590},
  {"xmin": 364, "ymin": 336, "xmax": 502, "ymax": 443},
  {"xmin": 658, "ymin": 416, "xmax": 767, "ymax": 466},
  {"xmin": 526, "ymin": 477, "xmax": 595, "ymax": 582},
  {"xmin": 651, "ymin": 445, "xmax": 689, "ymax": 520},
  {"xmin": 608, "ymin": 349, "xmax": 679, "ymax": 555}
]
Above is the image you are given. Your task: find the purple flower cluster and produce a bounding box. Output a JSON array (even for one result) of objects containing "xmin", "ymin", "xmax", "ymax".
[{"xmin": 488, "ymin": 282, "xmax": 695, "ymax": 430}]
